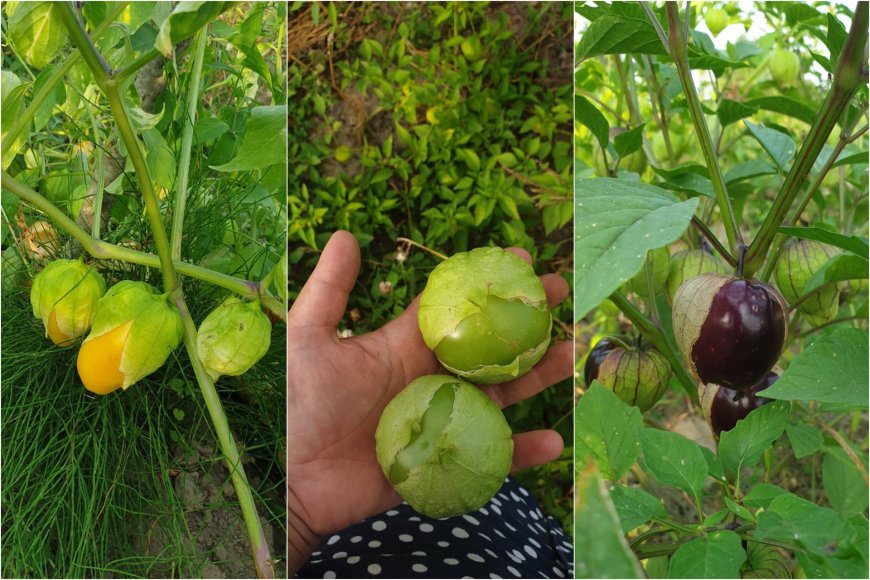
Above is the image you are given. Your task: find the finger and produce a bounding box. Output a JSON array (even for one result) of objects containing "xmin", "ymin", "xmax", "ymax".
[
  {"xmin": 541, "ymin": 273, "xmax": 569, "ymax": 308},
  {"xmin": 484, "ymin": 340, "xmax": 573, "ymax": 408},
  {"xmin": 505, "ymin": 246, "xmax": 532, "ymax": 264},
  {"xmin": 366, "ymin": 295, "xmax": 442, "ymax": 385},
  {"xmin": 511, "ymin": 430, "xmax": 564, "ymax": 473},
  {"xmin": 288, "ymin": 231, "xmax": 361, "ymax": 331}
]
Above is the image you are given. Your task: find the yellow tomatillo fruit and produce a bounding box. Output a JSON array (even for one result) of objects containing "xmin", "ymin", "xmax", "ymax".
[
  {"xmin": 77, "ymin": 281, "xmax": 183, "ymax": 395},
  {"xmin": 196, "ymin": 296, "xmax": 271, "ymax": 380},
  {"xmin": 30, "ymin": 258, "xmax": 106, "ymax": 346}
]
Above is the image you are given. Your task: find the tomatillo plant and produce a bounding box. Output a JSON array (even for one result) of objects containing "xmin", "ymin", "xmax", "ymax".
[
  {"xmin": 375, "ymin": 374, "xmax": 514, "ymax": 518},
  {"xmin": 196, "ymin": 296, "xmax": 272, "ymax": 381},
  {"xmin": 417, "ymin": 247, "xmax": 552, "ymax": 384}
]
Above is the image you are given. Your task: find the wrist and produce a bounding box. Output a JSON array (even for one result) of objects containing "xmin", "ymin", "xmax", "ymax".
[{"xmin": 287, "ymin": 490, "xmax": 322, "ymax": 575}]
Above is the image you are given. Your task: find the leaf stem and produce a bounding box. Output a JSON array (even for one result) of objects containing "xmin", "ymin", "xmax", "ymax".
[{"xmin": 690, "ymin": 216, "xmax": 735, "ymax": 266}]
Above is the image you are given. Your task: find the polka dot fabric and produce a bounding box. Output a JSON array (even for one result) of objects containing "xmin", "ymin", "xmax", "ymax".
[{"xmin": 298, "ymin": 477, "xmax": 573, "ymax": 579}]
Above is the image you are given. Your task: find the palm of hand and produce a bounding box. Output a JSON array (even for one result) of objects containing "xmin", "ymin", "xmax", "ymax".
[{"xmin": 287, "ymin": 231, "xmax": 571, "ymax": 540}]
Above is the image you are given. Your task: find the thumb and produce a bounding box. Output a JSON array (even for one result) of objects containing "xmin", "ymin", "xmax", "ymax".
[{"xmin": 288, "ymin": 231, "xmax": 361, "ymax": 331}]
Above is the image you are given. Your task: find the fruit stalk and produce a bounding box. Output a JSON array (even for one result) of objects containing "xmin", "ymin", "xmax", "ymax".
[{"xmin": 744, "ymin": 2, "xmax": 868, "ymax": 276}]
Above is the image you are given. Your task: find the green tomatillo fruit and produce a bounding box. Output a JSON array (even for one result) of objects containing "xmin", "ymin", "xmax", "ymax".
[
  {"xmin": 375, "ymin": 374, "xmax": 514, "ymax": 518},
  {"xmin": 584, "ymin": 337, "xmax": 672, "ymax": 413},
  {"xmin": 769, "ymin": 49, "xmax": 800, "ymax": 87},
  {"xmin": 196, "ymin": 296, "xmax": 272, "ymax": 380},
  {"xmin": 774, "ymin": 239, "xmax": 840, "ymax": 326},
  {"xmin": 418, "ymin": 247, "xmax": 551, "ymax": 384},
  {"xmin": 704, "ymin": 7, "xmax": 728, "ymax": 36},
  {"xmin": 665, "ymin": 248, "xmax": 730, "ymax": 304},
  {"xmin": 30, "ymin": 258, "xmax": 105, "ymax": 346},
  {"xmin": 76, "ymin": 281, "xmax": 183, "ymax": 395}
]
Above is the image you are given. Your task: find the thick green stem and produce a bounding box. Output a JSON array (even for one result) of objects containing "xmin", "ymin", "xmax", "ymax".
[
  {"xmin": 57, "ymin": 4, "xmax": 110, "ymax": 88},
  {"xmin": 610, "ymin": 292, "xmax": 698, "ymax": 403},
  {"xmin": 665, "ymin": 3, "xmax": 742, "ymax": 254},
  {"xmin": 1, "ymin": 2, "xmax": 129, "ymax": 162},
  {"xmin": 171, "ymin": 31, "xmax": 208, "ymax": 260},
  {"xmin": 172, "ymin": 298, "xmax": 275, "ymax": 579},
  {"xmin": 744, "ymin": 2, "xmax": 868, "ymax": 276}
]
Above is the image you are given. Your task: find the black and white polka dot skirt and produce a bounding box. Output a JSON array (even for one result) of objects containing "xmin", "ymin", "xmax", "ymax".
[{"xmin": 298, "ymin": 477, "xmax": 573, "ymax": 579}]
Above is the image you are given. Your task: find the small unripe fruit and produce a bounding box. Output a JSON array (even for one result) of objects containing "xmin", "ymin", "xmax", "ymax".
[
  {"xmin": 375, "ymin": 375, "xmax": 513, "ymax": 518},
  {"xmin": 705, "ymin": 7, "xmax": 728, "ymax": 36},
  {"xmin": 666, "ymin": 249, "xmax": 730, "ymax": 304},
  {"xmin": 30, "ymin": 259, "xmax": 106, "ymax": 346},
  {"xmin": 775, "ymin": 240, "xmax": 840, "ymax": 325},
  {"xmin": 77, "ymin": 281, "xmax": 183, "ymax": 395},
  {"xmin": 584, "ymin": 338, "xmax": 672, "ymax": 413},
  {"xmin": 197, "ymin": 296, "xmax": 271, "ymax": 380},
  {"xmin": 673, "ymin": 273, "xmax": 787, "ymax": 391},
  {"xmin": 699, "ymin": 369, "xmax": 779, "ymax": 437},
  {"xmin": 770, "ymin": 49, "xmax": 800, "ymax": 87},
  {"xmin": 418, "ymin": 248, "xmax": 551, "ymax": 384}
]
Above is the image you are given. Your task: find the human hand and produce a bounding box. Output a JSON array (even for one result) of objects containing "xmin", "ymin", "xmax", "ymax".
[{"xmin": 286, "ymin": 231, "xmax": 572, "ymax": 571}]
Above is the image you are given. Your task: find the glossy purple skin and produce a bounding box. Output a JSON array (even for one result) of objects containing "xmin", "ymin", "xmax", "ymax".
[
  {"xmin": 584, "ymin": 338, "xmax": 622, "ymax": 386},
  {"xmin": 692, "ymin": 279, "xmax": 786, "ymax": 390},
  {"xmin": 710, "ymin": 372, "xmax": 777, "ymax": 435}
]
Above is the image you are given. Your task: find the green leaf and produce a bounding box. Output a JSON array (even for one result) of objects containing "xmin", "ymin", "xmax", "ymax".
[
  {"xmin": 743, "ymin": 483, "xmax": 789, "ymax": 510},
  {"xmin": 155, "ymin": 1, "xmax": 234, "ymax": 57},
  {"xmin": 142, "ymin": 129, "xmax": 176, "ymax": 194},
  {"xmin": 613, "ymin": 124, "xmax": 645, "ymax": 158},
  {"xmin": 700, "ymin": 446, "xmax": 724, "ymax": 480},
  {"xmin": 1, "ymin": 79, "xmax": 30, "ymax": 169},
  {"xmin": 574, "ymin": 178, "xmax": 698, "ymax": 321},
  {"xmin": 822, "ymin": 446, "xmax": 870, "ymax": 515},
  {"xmin": 8, "ymin": 2, "xmax": 68, "ymax": 68},
  {"xmin": 610, "ymin": 485, "xmax": 666, "ymax": 533},
  {"xmin": 755, "ymin": 493, "xmax": 854, "ymax": 557},
  {"xmin": 211, "ymin": 106, "xmax": 287, "ymax": 172},
  {"xmin": 575, "ymin": 95, "xmax": 609, "ymax": 153},
  {"xmin": 777, "ymin": 226, "xmax": 869, "ymax": 260},
  {"xmin": 723, "ymin": 496, "xmax": 755, "ymax": 523},
  {"xmin": 575, "ymin": 383, "xmax": 643, "ymax": 481},
  {"xmin": 667, "ymin": 530, "xmax": 746, "ymax": 579},
  {"xmin": 825, "ymin": 12, "xmax": 847, "ymax": 64},
  {"xmin": 723, "ymin": 160, "xmax": 778, "ymax": 184},
  {"xmin": 743, "ymin": 121, "xmax": 796, "ymax": 172},
  {"xmin": 716, "ymin": 99, "xmax": 756, "ymax": 127},
  {"xmin": 803, "ymin": 254, "xmax": 869, "ymax": 293},
  {"xmin": 32, "ymin": 65, "xmax": 65, "ymax": 133},
  {"xmin": 193, "ymin": 117, "xmax": 229, "ymax": 144},
  {"xmin": 758, "ymin": 328, "xmax": 869, "ymax": 407},
  {"xmin": 744, "ymin": 96, "xmax": 818, "ymax": 125},
  {"xmin": 639, "ymin": 428, "xmax": 708, "ymax": 498},
  {"xmin": 576, "ymin": 4, "xmax": 667, "ymax": 59},
  {"xmin": 575, "ymin": 462, "xmax": 645, "ymax": 579},
  {"xmin": 718, "ymin": 401, "xmax": 789, "ymax": 476},
  {"xmin": 786, "ymin": 422, "xmax": 824, "ymax": 459}
]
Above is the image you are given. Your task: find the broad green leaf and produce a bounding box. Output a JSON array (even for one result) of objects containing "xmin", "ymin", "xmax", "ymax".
[
  {"xmin": 825, "ymin": 12, "xmax": 847, "ymax": 64},
  {"xmin": 724, "ymin": 160, "xmax": 778, "ymax": 184},
  {"xmin": 718, "ymin": 401, "xmax": 789, "ymax": 476},
  {"xmin": 610, "ymin": 485, "xmax": 666, "ymax": 533},
  {"xmin": 755, "ymin": 493, "xmax": 854, "ymax": 557},
  {"xmin": 723, "ymin": 497, "xmax": 755, "ymax": 523},
  {"xmin": 127, "ymin": 105, "xmax": 165, "ymax": 132},
  {"xmin": 32, "ymin": 65, "xmax": 65, "ymax": 133},
  {"xmin": 700, "ymin": 446, "xmax": 724, "ymax": 480},
  {"xmin": 142, "ymin": 129, "xmax": 176, "ymax": 194},
  {"xmin": 833, "ymin": 150, "xmax": 870, "ymax": 168},
  {"xmin": 786, "ymin": 422, "xmax": 824, "ymax": 459},
  {"xmin": 193, "ymin": 117, "xmax": 229, "ymax": 144},
  {"xmin": 155, "ymin": 1, "xmax": 234, "ymax": 57},
  {"xmin": 743, "ymin": 483, "xmax": 788, "ymax": 510},
  {"xmin": 639, "ymin": 428, "xmax": 708, "ymax": 498},
  {"xmin": 745, "ymin": 96, "xmax": 818, "ymax": 125},
  {"xmin": 716, "ymin": 99, "xmax": 756, "ymax": 127},
  {"xmin": 576, "ymin": 95, "xmax": 609, "ymax": 153},
  {"xmin": 667, "ymin": 531, "xmax": 746, "ymax": 579},
  {"xmin": 211, "ymin": 106, "xmax": 287, "ymax": 172},
  {"xmin": 777, "ymin": 226, "xmax": 869, "ymax": 260},
  {"xmin": 1, "ymin": 82, "xmax": 31, "ymax": 170},
  {"xmin": 574, "ymin": 178, "xmax": 698, "ymax": 320},
  {"xmin": 803, "ymin": 254, "xmax": 869, "ymax": 293},
  {"xmin": 576, "ymin": 4, "xmax": 666, "ymax": 59},
  {"xmin": 613, "ymin": 124, "xmax": 645, "ymax": 158},
  {"xmin": 822, "ymin": 446, "xmax": 869, "ymax": 515},
  {"xmin": 744, "ymin": 121, "xmax": 796, "ymax": 172},
  {"xmin": 575, "ymin": 462, "xmax": 644, "ymax": 579},
  {"xmin": 575, "ymin": 383, "xmax": 642, "ymax": 481},
  {"xmin": 8, "ymin": 2, "xmax": 68, "ymax": 68},
  {"xmin": 758, "ymin": 328, "xmax": 869, "ymax": 407}
]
